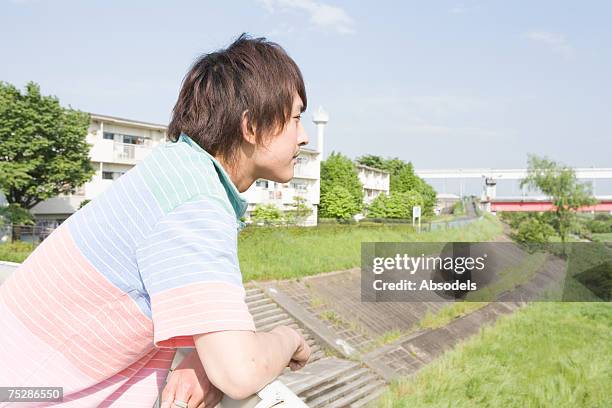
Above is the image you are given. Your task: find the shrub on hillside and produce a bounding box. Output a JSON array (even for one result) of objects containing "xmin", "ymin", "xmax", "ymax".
[
  {"xmin": 516, "ymin": 217, "xmax": 555, "ymax": 245},
  {"xmin": 366, "ymin": 190, "xmax": 423, "ymax": 219}
]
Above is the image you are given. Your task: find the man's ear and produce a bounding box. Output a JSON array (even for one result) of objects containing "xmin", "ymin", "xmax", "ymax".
[{"xmin": 241, "ymin": 110, "xmax": 257, "ymax": 145}]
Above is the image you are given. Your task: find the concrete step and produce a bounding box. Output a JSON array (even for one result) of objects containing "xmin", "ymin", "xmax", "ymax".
[
  {"xmin": 301, "ymin": 367, "xmax": 370, "ymax": 401},
  {"xmin": 251, "ymin": 306, "xmax": 286, "ymax": 321},
  {"xmin": 350, "ymin": 386, "xmax": 386, "ymax": 407},
  {"xmin": 245, "ymin": 292, "xmax": 266, "ymax": 303},
  {"xmin": 254, "ymin": 312, "xmax": 290, "ymax": 326},
  {"xmin": 247, "ymin": 301, "xmax": 277, "ymax": 315},
  {"xmin": 278, "ymin": 357, "xmax": 359, "ymax": 395},
  {"xmin": 307, "ymin": 371, "xmax": 379, "ymax": 408},
  {"xmin": 245, "ymin": 287, "xmax": 261, "ymax": 296},
  {"xmin": 326, "ymin": 380, "xmax": 386, "ymax": 408},
  {"xmin": 246, "ymin": 297, "xmax": 273, "ymax": 309}
]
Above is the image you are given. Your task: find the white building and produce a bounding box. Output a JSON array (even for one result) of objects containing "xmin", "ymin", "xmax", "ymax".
[
  {"xmin": 357, "ymin": 164, "xmax": 390, "ymax": 203},
  {"xmin": 30, "ymin": 109, "xmax": 329, "ymax": 227},
  {"xmin": 30, "ymin": 113, "xmax": 168, "ymax": 227}
]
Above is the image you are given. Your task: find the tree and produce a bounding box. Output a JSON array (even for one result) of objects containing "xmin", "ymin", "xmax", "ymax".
[
  {"xmin": 285, "ymin": 195, "xmax": 313, "ymax": 225},
  {"xmin": 0, "ymin": 203, "xmax": 34, "ymax": 226},
  {"xmin": 392, "ymin": 164, "xmax": 436, "ymax": 216},
  {"xmin": 320, "ymin": 152, "xmax": 363, "ymax": 218},
  {"xmin": 367, "ymin": 190, "xmax": 423, "ymax": 219},
  {"xmin": 319, "ymin": 185, "xmax": 359, "ymax": 221},
  {"xmin": 355, "ymin": 154, "xmax": 386, "ymax": 170},
  {"xmin": 251, "ymin": 204, "xmax": 283, "ymax": 226},
  {"xmin": 0, "ymin": 81, "xmax": 94, "ymax": 210},
  {"xmin": 520, "ymin": 154, "xmax": 597, "ymax": 243},
  {"xmin": 356, "ymin": 155, "xmax": 405, "ymax": 180}
]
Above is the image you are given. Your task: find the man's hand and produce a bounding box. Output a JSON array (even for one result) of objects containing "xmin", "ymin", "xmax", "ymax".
[
  {"xmin": 285, "ymin": 327, "xmax": 311, "ymax": 371},
  {"xmin": 161, "ymin": 349, "xmax": 223, "ymax": 408}
]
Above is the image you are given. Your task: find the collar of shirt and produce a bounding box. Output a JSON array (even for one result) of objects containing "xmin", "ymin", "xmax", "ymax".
[{"xmin": 178, "ymin": 133, "xmax": 248, "ymax": 229}]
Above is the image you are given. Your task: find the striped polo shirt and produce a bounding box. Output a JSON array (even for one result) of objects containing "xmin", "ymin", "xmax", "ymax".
[{"xmin": 0, "ymin": 133, "xmax": 255, "ymax": 407}]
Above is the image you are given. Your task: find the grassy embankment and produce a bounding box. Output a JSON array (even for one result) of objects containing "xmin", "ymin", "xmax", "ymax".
[{"xmin": 376, "ymin": 301, "xmax": 612, "ymax": 408}]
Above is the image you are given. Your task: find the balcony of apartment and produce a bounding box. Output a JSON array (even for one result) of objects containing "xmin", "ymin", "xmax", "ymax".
[
  {"xmin": 89, "ymin": 139, "xmax": 153, "ymax": 164},
  {"xmin": 293, "ymin": 156, "xmax": 319, "ymax": 179},
  {"xmin": 243, "ymin": 182, "xmax": 317, "ymax": 207}
]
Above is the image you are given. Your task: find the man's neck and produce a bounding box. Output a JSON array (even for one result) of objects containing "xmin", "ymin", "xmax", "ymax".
[{"xmin": 215, "ymin": 154, "xmax": 256, "ymax": 193}]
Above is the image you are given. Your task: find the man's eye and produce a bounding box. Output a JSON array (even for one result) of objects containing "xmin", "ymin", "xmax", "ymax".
[{"xmin": 294, "ymin": 115, "xmax": 301, "ymax": 121}]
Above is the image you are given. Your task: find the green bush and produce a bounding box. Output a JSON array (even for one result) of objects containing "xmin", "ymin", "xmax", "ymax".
[
  {"xmin": 587, "ymin": 219, "xmax": 611, "ymax": 233},
  {"xmin": 367, "ymin": 190, "xmax": 423, "ymax": 219},
  {"xmin": 499, "ymin": 211, "xmax": 530, "ymax": 229},
  {"xmin": 319, "ymin": 185, "xmax": 360, "ymax": 220},
  {"xmin": 516, "ymin": 217, "xmax": 555, "ymax": 245},
  {"xmin": 251, "ymin": 204, "xmax": 283, "ymax": 226},
  {"xmin": 0, "ymin": 241, "xmax": 35, "ymax": 263},
  {"xmin": 451, "ymin": 200, "xmax": 466, "ymax": 216}
]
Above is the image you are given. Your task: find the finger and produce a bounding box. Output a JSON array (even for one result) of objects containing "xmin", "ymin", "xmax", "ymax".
[
  {"xmin": 160, "ymin": 376, "xmax": 177, "ymax": 408},
  {"xmin": 173, "ymin": 375, "xmax": 194, "ymax": 408},
  {"xmin": 289, "ymin": 360, "xmax": 305, "ymax": 371}
]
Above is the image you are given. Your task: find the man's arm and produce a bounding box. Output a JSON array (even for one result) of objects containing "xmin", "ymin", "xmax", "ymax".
[{"xmin": 193, "ymin": 325, "xmax": 310, "ymax": 400}]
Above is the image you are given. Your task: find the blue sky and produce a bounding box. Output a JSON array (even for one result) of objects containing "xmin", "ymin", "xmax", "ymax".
[{"xmin": 2, "ymin": 0, "xmax": 611, "ymax": 170}]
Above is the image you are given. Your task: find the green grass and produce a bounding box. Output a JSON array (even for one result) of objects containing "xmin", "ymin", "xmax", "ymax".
[
  {"xmin": 373, "ymin": 329, "xmax": 406, "ymax": 348},
  {"xmin": 0, "ymin": 241, "xmax": 37, "ymax": 263},
  {"xmin": 592, "ymin": 232, "xmax": 612, "ymax": 243},
  {"xmin": 239, "ymin": 214, "xmax": 503, "ymax": 281},
  {"xmin": 376, "ymin": 302, "xmax": 612, "ymax": 408},
  {"xmin": 418, "ymin": 303, "xmax": 488, "ymax": 330}
]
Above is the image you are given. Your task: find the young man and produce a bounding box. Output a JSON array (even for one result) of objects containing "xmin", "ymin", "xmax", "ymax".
[{"xmin": 0, "ymin": 34, "xmax": 310, "ymax": 407}]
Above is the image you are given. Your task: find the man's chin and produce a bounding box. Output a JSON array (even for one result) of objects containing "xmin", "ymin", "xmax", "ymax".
[{"xmin": 265, "ymin": 170, "xmax": 294, "ymax": 184}]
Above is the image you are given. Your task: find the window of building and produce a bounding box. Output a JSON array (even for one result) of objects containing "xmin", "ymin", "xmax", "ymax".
[
  {"xmin": 103, "ymin": 131, "xmax": 148, "ymax": 145},
  {"xmin": 102, "ymin": 171, "xmax": 124, "ymax": 180},
  {"xmin": 122, "ymin": 134, "xmax": 147, "ymax": 145},
  {"xmin": 291, "ymin": 181, "xmax": 308, "ymax": 191},
  {"xmin": 255, "ymin": 179, "xmax": 269, "ymax": 188}
]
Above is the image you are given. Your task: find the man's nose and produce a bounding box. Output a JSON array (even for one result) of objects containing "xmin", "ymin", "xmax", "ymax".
[{"xmin": 298, "ymin": 122, "xmax": 309, "ymax": 146}]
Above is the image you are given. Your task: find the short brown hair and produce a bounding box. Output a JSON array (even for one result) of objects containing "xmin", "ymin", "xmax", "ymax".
[{"xmin": 168, "ymin": 33, "xmax": 307, "ymax": 165}]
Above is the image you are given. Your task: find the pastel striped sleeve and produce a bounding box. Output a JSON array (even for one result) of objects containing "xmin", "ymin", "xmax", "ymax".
[{"xmin": 136, "ymin": 195, "xmax": 255, "ymax": 349}]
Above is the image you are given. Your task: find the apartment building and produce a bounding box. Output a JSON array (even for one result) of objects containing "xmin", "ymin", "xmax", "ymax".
[
  {"xmin": 30, "ymin": 114, "xmax": 167, "ymax": 227},
  {"xmin": 357, "ymin": 164, "xmax": 390, "ymax": 203}
]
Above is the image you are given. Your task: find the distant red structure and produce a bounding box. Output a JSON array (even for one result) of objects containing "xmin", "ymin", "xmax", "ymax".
[{"xmin": 491, "ymin": 199, "xmax": 612, "ymax": 212}]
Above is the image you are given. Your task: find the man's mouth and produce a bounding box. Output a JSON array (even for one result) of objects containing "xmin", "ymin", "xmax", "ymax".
[{"xmin": 292, "ymin": 151, "xmax": 300, "ymax": 159}]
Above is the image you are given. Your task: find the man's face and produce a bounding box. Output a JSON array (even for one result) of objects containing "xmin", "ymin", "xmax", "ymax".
[{"xmin": 253, "ymin": 94, "xmax": 309, "ymax": 183}]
